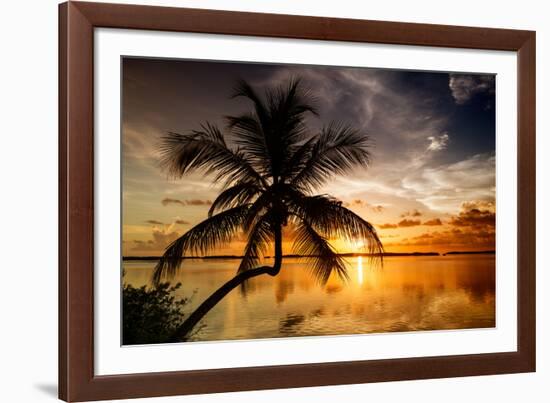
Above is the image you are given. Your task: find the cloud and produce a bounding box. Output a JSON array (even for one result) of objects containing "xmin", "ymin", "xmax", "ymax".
[
  {"xmin": 380, "ymin": 218, "xmax": 422, "ymax": 229},
  {"xmin": 391, "ymin": 200, "xmax": 495, "ymax": 250},
  {"xmin": 131, "ymin": 228, "xmax": 181, "ymax": 253},
  {"xmin": 398, "ymin": 227, "xmax": 495, "ymax": 249},
  {"xmin": 423, "ymin": 218, "xmax": 443, "ymax": 226},
  {"xmin": 345, "ymin": 199, "xmax": 385, "ymax": 213},
  {"xmin": 461, "ymin": 200, "xmax": 495, "ymax": 212},
  {"xmin": 145, "ymin": 219, "xmax": 164, "ymax": 225},
  {"xmin": 449, "ymin": 74, "xmax": 495, "ymax": 105},
  {"xmin": 401, "ymin": 152, "xmax": 495, "ymax": 212},
  {"xmin": 186, "ymin": 199, "xmax": 212, "ymax": 206},
  {"xmin": 414, "ymin": 233, "xmax": 434, "ymax": 240},
  {"xmin": 162, "ymin": 198, "xmax": 212, "ymax": 206},
  {"xmin": 427, "ymin": 133, "xmax": 449, "ymax": 151},
  {"xmin": 397, "ymin": 218, "xmax": 421, "ymax": 227},
  {"xmin": 175, "ymin": 219, "xmax": 190, "ymax": 225},
  {"xmin": 371, "ymin": 205, "xmax": 385, "ymax": 213},
  {"xmin": 449, "ymin": 208, "xmax": 495, "ymax": 228},
  {"xmin": 328, "ymin": 145, "xmax": 495, "ymax": 217},
  {"xmin": 401, "ymin": 209, "xmax": 422, "ymax": 217},
  {"xmin": 122, "ymin": 125, "xmax": 160, "ymax": 162},
  {"xmin": 161, "ymin": 198, "xmax": 185, "ymax": 207},
  {"xmin": 258, "ymin": 65, "xmax": 451, "ymax": 157},
  {"xmin": 446, "ymin": 201, "xmax": 495, "ymax": 230}
]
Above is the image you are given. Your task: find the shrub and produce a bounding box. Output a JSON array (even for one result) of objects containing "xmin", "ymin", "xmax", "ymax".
[{"xmin": 122, "ymin": 282, "xmax": 192, "ymax": 345}]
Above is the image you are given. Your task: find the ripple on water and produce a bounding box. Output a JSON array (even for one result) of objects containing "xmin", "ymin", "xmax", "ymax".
[{"xmin": 123, "ymin": 255, "xmax": 496, "ymax": 342}]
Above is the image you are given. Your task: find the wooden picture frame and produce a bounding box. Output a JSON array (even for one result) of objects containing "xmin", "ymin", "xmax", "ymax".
[{"xmin": 59, "ymin": 1, "xmax": 536, "ymax": 401}]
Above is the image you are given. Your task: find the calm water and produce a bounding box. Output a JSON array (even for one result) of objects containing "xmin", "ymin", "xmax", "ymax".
[{"xmin": 123, "ymin": 255, "xmax": 495, "ymax": 342}]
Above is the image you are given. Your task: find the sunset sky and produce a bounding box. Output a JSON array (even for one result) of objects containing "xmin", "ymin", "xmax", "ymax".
[{"xmin": 122, "ymin": 57, "xmax": 496, "ymax": 256}]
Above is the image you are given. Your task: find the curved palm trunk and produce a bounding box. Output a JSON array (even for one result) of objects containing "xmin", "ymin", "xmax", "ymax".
[{"xmin": 168, "ymin": 225, "xmax": 283, "ymax": 342}]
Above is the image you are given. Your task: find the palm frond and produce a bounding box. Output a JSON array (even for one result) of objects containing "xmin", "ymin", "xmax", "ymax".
[
  {"xmin": 267, "ymin": 77, "xmax": 318, "ymax": 143},
  {"xmin": 158, "ymin": 123, "xmax": 264, "ymax": 188},
  {"xmin": 291, "ymin": 122, "xmax": 372, "ymax": 191},
  {"xmin": 289, "ymin": 193, "xmax": 384, "ymax": 264},
  {"xmin": 152, "ymin": 205, "xmax": 251, "ymax": 286},
  {"xmin": 231, "ymin": 79, "xmax": 271, "ymax": 129},
  {"xmin": 226, "ymin": 113, "xmax": 271, "ymax": 176},
  {"xmin": 242, "ymin": 190, "xmax": 273, "ymax": 231},
  {"xmin": 266, "ymin": 78, "xmax": 318, "ymax": 178},
  {"xmin": 208, "ymin": 182, "xmax": 262, "ymax": 217},
  {"xmin": 238, "ymin": 215, "xmax": 273, "ymax": 273},
  {"xmin": 229, "ymin": 77, "xmax": 317, "ymax": 181},
  {"xmin": 292, "ymin": 220, "xmax": 348, "ymax": 285},
  {"xmin": 279, "ymin": 136, "xmax": 317, "ymax": 183}
]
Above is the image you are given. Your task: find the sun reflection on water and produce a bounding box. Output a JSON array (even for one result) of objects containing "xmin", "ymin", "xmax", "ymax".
[
  {"xmin": 123, "ymin": 255, "xmax": 496, "ymax": 342},
  {"xmin": 357, "ymin": 255, "xmax": 363, "ymax": 285}
]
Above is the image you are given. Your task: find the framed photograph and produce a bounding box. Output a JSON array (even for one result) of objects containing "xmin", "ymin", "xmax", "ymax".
[{"xmin": 59, "ymin": 1, "xmax": 536, "ymax": 401}]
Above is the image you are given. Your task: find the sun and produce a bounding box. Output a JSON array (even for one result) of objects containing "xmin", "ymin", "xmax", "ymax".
[{"xmin": 351, "ymin": 240, "xmax": 365, "ymax": 252}]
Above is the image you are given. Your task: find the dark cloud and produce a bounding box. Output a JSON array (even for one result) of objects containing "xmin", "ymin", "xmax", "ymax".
[
  {"xmin": 461, "ymin": 200, "xmax": 495, "ymax": 211},
  {"xmin": 345, "ymin": 199, "xmax": 384, "ymax": 213},
  {"xmin": 448, "ymin": 74, "xmax": 495, "ymax": 105},
  {"xmin": 398, "ymin": 219, "xmax": 421, "ymax": 227},
  {"xmin": 162, "ymin": 198, "xmax": 212, "ymax": 207},
  {"xmin": 161, "ymin": 198, "xmax": 185, "ymax": 207},
  {"xmin": 401, "ymin": 209, "xmax": 422, "ymax": 218},
  {"xmin": 449, "ymin": 208, "xmax": 495, "ymax": 228},
  {"xmin": 186, "ymin": 199, "xmax": 212, "ymax": 206},
  {"xmin": 414, "ymin": 233, "xmax": 434, "ymax": 240},
  {"xmin": 392, "ymin": 200, "xmax": 496, "ymax": 250},
  {"xmin": 423, "ymin": 218, "xmax": 443, "ymax": 226},
  {"xmin": 145, "ymin": 219, "xmax": 164, "ymax": 225},
  {"xmin": 146, "ymin": 218, "xmax": 190, "ymax": 226},
  {"xmin": 379, "ymin": 218, "xmax": 422, "ymax": 229},
  {"xmin": 371, "ymin": 205, "xmax": 385, "ymax": 213},
  {"xmin": 398, "ymin": 227, "xmax": 495, "ymax": 249}
]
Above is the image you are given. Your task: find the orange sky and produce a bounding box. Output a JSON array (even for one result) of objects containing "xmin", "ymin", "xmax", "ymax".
[
  {"xmin": 122, "ymin": 58, "xmax": 496, "ymax": 257},
  {"xmin": 123, "ymin": 194, "xmax": 495, "ymax": 256}
]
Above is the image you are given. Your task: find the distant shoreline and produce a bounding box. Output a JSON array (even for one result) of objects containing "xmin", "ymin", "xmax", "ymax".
[
  {"xmin": 442, "ymin": 250, "xmax": 495, "ymax": 256},
  {"xmin": 122, "ymin": 251, "xmax": 495, "ymax": 261}
]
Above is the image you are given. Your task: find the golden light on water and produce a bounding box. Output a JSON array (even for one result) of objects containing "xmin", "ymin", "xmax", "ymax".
[
  {"xmin": 357, "ymin": 255, "xmax": 364, "ymax": 285},
  {"xmin": 124, "ymin": 255, "xmax": 496, "ymax": 342}
]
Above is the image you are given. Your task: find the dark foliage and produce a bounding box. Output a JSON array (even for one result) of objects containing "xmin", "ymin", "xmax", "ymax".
[{"xmin": 122, "ymin": 282, "xmax": 194, "ymax": 345}]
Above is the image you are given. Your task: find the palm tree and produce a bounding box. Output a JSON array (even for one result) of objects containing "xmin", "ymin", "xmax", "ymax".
[{"xmin": 153, "ymin": 77, "xmax": 384, "ymax": 342}]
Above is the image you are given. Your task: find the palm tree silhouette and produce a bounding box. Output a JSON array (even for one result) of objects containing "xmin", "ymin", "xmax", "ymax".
[{"xmin": 153, "ymin": 78, "xmax": 383, "ymax": 342}]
